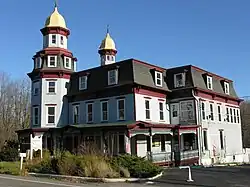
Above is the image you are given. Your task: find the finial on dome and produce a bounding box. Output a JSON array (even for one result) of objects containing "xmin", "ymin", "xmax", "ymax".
[
  {"xmin": 55, "ymin": 0, "xmax": 58, "ymax": 8},
  {"xmin": 107, "ymin": 24, "xmax": 110, "ymax": 34}
]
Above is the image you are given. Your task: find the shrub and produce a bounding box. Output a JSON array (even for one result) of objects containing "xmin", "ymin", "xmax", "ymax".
[
  {"xmin": 110, "ymin": 154, "xmax": 162, "ymax": 178},
  {"xmin": 0, "ymin": 140, "xmax": 19, "ymax": 162}
]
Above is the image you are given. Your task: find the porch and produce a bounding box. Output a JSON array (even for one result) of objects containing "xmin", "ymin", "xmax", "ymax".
[{"xmin": 16, "ymin": 121, "xmax": 199, "ymax": 166}]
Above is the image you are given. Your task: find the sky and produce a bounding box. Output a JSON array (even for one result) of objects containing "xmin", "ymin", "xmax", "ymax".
[{"xmin": 0, "ymin": 0, "xmax": 250, "ymax": 97}]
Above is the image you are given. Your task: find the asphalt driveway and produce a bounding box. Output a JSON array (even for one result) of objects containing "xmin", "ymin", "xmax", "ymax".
[{"xmin": 152, "ymin": 166, "xmax": 250, "ymax": 187}]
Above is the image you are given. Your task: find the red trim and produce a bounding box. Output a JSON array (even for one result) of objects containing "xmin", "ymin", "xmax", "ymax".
[
  {"xmin": 34, "ymin": 48, "xmax": 76, "ymax": 59},
  {"xmin": 158, "ymin": 99, "xmax": 165, "ymax": 101},
  {"xmin": 132, "ymin": 59, "xmax": 165, "ymax": 72},
  {"xmin": 45, "ymin": 104, "xmax": 57, "ymax": 106},
  {"xmin": 134, "ymin": 87, "xmax": 166, "ymax": 98},
  {"xmin": 40, "ymin": 27, "xmax": 70, "ymax": 37},
  {"xmin": 195, "ymin": 88, "xmax": 241, "ymax": 105},
  {"xmin": 41, "ymin": 73, "xmax": 71, "ymax": 79},
  {"xmin": 225, "ymin": 104, "xmax": 239, "ymax": 108},
  {"xmin": 191, "ymin": 65, "xmax": 233, "ymax": 82},
  {"xmin": 45, "ymin": 79, "xmax": 57, "ymax": 81},
  {"xmin": 98, "ymin": 49, "xmax": 117, "ymax": 55}
]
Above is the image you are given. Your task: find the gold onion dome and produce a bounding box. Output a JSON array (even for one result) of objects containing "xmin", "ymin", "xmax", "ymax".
[
  {"xmin": 99, "ymin": 28, "xmax": 116, "ymax": 51},
  {"xmin": 45, "ymin": 3, "xmax": 67, "ymax": 29}
]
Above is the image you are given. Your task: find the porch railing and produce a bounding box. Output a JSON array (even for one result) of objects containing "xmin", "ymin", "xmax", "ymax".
[
  {"xmin": 180, "ymin": 150, "xmax": 199, "ymax": 160},
  {"xmin": 150, "ymin": 152, "xmax": 172, "ymax": 163}
]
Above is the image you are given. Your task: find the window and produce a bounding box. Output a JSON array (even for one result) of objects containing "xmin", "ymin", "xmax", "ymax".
[
  {"xmin": 201, "ymin": 102, "xmax": 206, "ymax": 120},
  {"xmin": 207, "ymin": 76, "xmax": 213, "ymax": 90},
  {"xmin": 47, "ymin": 106, "xmax": 55, "ymax": 124},
  {"xmin": 180, "ymin": 101, "xmax": 194, "ymax": 121},
  {"xmin": 86, "ymin": 103, "xmax": 93, "ymax": 123},
  {"xmin": 230, "ymin": 108, "xmax": 233, "ymax": 123},
  {"xmin": 224, "ymin": 82, "xmax": 230, "ymax": 95},
  {"xmin": 101, "ymin": 101, "xmax": 108, "ymax": 121},
  {"xmin": 219, "ymin": 130, "xmax": 224, "ymax": 149},
  {"xmin": 60, "ymin": 36, "xmax": 64, "ymax": 45},
  {"xmin": 145, "ymin": 100, "xmax": 150, "ymax": 120},
  {"xmin": 159, "ymin": 102, "xmax": 164, "ymax": 120},
  {"xmin": 174, "ymin": 73, "xmax": 185, "ymax": 88},
  {"xmin": 155, "ymin": 71, "xmax": 163, "ymax": 87},
  {"xmin": 233, "ymin": 108, "xmax": 236, "ymax": 123},
  {"xmin": 209, "ymin": 104, "xmax": 214, "ymax": 120},
  {"xmin": 108, "ymin": 69, "xmax": 118, "ymax": 85},
  {"xmin": 33, "ymin": 87, "xmax": 39, "ymax": 96},
  {"xmin": 64, "ymin": 57, "xmax": 71, "ymax": 69},
  {"xmin": 73, "ymin": 105, "xmax": 79, "ymax": 124},
  {"xmin": 117, "ymin": 99, "xmax": 125, "ymax": 120},
  {"xmin": 236, "ymin": 109, "xmax": 240, "ymax": 123},
  {"xmin": 172, "ymin": 104, "xmax": 178, "ymax": 117},
  {"xmin": 79, "ymin": 76, "xmax": 87, "ymax": 90},
  {"xmin": 33, "ymin": 107, "xmax": 39, "ymax": 126},
  {"xmin": 226, "ymin": 108, "xmax": 230, "ymax": 122},
  {"xmin": 34, "ymin": 57, "xmax": 41, "ymax": 69},
  {"xmin": 48, "ymin": 81, "xmax": 56, "ymax": 93},
  {"xmin": 218, "ymin": 105, "xmax": 221, "ymax": 121},
  {"xmin": 52, "ymin": 35, "xmax": 56, "ymax": 44},
  {"xmin": 203, "ymin": 130, "xmax": 208, "ymax": 150},
  {"xmin": 48, "ymin": 56, "xmax": 57, "ymax": 67}
]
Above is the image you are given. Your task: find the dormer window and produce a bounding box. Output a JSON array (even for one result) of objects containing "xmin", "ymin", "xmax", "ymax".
[
  {"xmin": 174, "ymin": 73, "xmax": 185, "ymax": 88},
  {"xmin": 48, "ymin": 56, "xmax": 57, "ymax": 67},
  {"xmin": 64, "ymin": 57, "xmax": 71, "ymax": 69},
  {"xmin": 224, "ymin": 82, "xmax": 229, "ymax": 95},
  {"xmin": 79, "ymin": 76, "xmax": 87, "ymax": 90},
  {"xmin": 155, "ymin": 71, "xmax": 163, "ymax": 87},
  {"xmin": 108, "ymin": 69, "xmax": 118, "ymax": 85},
  {"xmin": 207, "ymin": 76, "xmax": 213, "ymax": 90}
]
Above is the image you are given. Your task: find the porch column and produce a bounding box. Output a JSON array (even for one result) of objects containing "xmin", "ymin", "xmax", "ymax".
[
  {"xmin": 125, "ymin": 131, "xmax": 131, "ymax": 154},
  {"xmin": 149, "ymin": 129, "xmax": 153, "ymax": 161}
]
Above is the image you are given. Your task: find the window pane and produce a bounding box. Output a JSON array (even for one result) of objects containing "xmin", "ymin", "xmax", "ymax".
[
  {"xmin": 145, "ymin": 100, "xmax": 149, "ymax": 109},
  {"xmin": 48, "ymin": 107, "xmax": 55, "ymax": 115},
  {"xmin": 146, "ymin": 110, "xmax": 150, "ymax": 119},
  {"xmin": 118, "ymin": 100, "xmax": 124, "ymax": 109},
  {"xmin": 102, "ymin": 102, "xmax": 107, "ymax": 111},
  {"xmin": 88, "ymin": 104, "xmax": 93, "ymax": 112},
  {"xmin": 159, "ymin": 102, "xmax": 163, "ymax": 110},
  {"xmin": 119, "ymin": 110, "xmax": 125, "ymax": 120},
  {"xmin": 48, "ymin": 116, "xmax": 55, "ymax": 123},
  {"xmin": 49, "ymin": 82, "xmax": 55, "ymax": 87}
]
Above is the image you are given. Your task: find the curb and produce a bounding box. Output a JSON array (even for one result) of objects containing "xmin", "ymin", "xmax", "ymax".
[{"xmin": 28, "ymin": 171, "xmax": 164, "ymax": 183}]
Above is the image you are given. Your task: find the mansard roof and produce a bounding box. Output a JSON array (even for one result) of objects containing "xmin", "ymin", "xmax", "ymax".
[{"xmin": 68, "ymin": 59, "xmax": 171, "ymax": 96}]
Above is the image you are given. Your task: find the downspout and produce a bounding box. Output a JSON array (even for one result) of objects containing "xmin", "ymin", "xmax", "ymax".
[{"xmin": 192, "ymin": 89, "xmax": 202, "ymax": 165}]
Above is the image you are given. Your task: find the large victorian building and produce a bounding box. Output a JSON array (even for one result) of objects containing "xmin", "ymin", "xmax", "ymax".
[{"xmin": 17, "ymin": 4, "xmax": 245, "ymax": 166}]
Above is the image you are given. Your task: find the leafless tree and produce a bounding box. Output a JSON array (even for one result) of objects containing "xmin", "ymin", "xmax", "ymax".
[
  {"xmin": 240, "ymin": 100, "xmax": 250, "ymax": 148},
  {"xmin": 0, "ymin": 71, "xmax": 30, "ymax": 149}
]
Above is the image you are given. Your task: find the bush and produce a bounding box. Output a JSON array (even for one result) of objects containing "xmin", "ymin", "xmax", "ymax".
[
  {"xmin": 26, "ymin": 152, "xmax": 162, "ymax": 178},
  {"xmin": 0, "ymin": 140, "xmax": 19, "ymax": 162},
  {"xmin": 110, "ymin": 154, "xmax": 162, "ymax": 178}
]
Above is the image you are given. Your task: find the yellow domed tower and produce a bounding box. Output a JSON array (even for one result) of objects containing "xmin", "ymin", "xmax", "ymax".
[
  {"xmin": 28, "ymin": 1, "xmax": 77, "ymax": 131},
  {"xmin": 98, "ymin": 26, "xmax": 117, "ymax": 66}
]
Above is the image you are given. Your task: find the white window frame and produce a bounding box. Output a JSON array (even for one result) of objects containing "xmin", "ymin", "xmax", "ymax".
[
  {"xmin": 207, "ymin": 76, "xmax": 213, "ymax": 90},
  {"xmin": 117, "ymin": 99, "xmax": 125, "ymax": 121},
  {"xmin": 86, "ymin": 103, "xmax": 93, "ymax": 123},
  {"xmin": 145, "ymin": 100, "xmax": 151, "ymax": 120},
  {"xmin": 236, "ymin": 109, "xmax": 240, "ymax": 123},
  {"xmin": 33, "ymin": 106, "xmax": 39, "ymax": 126},
  {"xmin": 33, "ymin": 87, "xmax": 39, "ymax": 96},
  {"xmin": 108, "ymin": 69, "xmax": 118, "ymax": 85},
  {"xmin": 201, "ymin": 102, "xmax": 206, "ymax": 120},
  {"xmin": 47, "ymin": 81, "xmax": 56, "ymax": 94},
  {"xmin": 219, "ymin": 130, "xmax": 224, "ymax": 150},
  {"xmin": 226, "ymin": 107, "xmax": 230, "ymax": 122},
  {"xmin": 224, "ymin": 82, "xmax": 230, "ymax": 95},
  {"xmin": 60, "ymin": 36, "xmax": 64, "ymax": 45},
  {"xmin": 52, "ymin": 34, "xmax": 56, "ymax": 44},
  {"xmin": 47, "ymin": 106, "xmax": 55, "ymax": 125},
  {"xmin": 159, "ymin": 102, "xmax": 164, "ymax": 121},
  {"xmin": 64, "ymin": 56, "xmax": 71, "ymax": 69},
  {"xmin": 209, "ymin": 103, "xmax": 214, "ymax": 120},
  {"xmin": 48, "ymin": 56, "xmax": 57, "ymax": 67},
  {"xmin": 218, "ymin": 105, "xmax": 221, "ymax": 121},
  {"xmin": 34, "ymin": 57, "xmax": 41, "ymax": 69},
  {"xmin": 230, "ymin": 108, "xmax": 233, "ymax": 123},
  {"xmin": 155, "ymin": 71, "xmax": 163, "ymax": 87},
  {"xmin": 79, "ymin": 76, "xmax": 87, "ymax": 90},
  {"xmin": 174, "ymin": 73, "xmax": 185, "ymax": 88},
  {"xmin": 101, "ymin": 101, "xmax": 109, "ymax": 121},
  {"xmin": 72, "ymin": 105, "xmax": 80, "ymax": 124}
]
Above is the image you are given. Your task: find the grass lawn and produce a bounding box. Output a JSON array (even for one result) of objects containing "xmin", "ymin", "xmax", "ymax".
[{"xmin": 0, "ymin": 162, "xmax": 21, "ymax": 175}]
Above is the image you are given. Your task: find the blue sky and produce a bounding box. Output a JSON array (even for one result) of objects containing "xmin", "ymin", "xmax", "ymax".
[{"xmin": 0, "ymin": 0, "xmax": 250, "ymax": 97}]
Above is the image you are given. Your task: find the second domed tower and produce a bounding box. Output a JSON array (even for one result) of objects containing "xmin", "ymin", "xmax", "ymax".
[{"xmin": 98, "ymin": 27, "xmax": 117, "ymax": 66}]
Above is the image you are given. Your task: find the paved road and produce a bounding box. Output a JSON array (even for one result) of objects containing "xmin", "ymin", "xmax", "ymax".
[
  {"xmin": 152, "ymin": 166, "xmax": 250, "ymax": 187},
  {"xmin": 0, "ymin": 174, "xmax": 151, "ymax": 187},
  {"xmin": 2, "ymin": 166, "xmax": 250, "ymax": 187}
]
